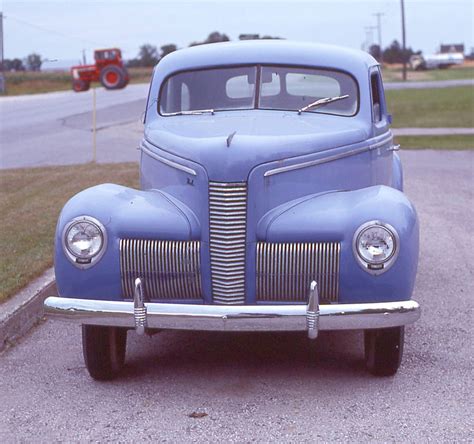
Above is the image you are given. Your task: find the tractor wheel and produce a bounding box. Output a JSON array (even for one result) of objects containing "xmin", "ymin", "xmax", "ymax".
[
  {"xmin": 72, "ymin": 79, "xmax": 90, "ymax": 92},
  {"xmin": 118, "ymin": 68, "xmax": 129, "ymax": 89},
  {"xmin": 82, "ymin": 325, "xmax": 127, "ymax": 380},
  {"xmin": 100, "ymin": 65, "xmax": 126, "ymax": 90}
]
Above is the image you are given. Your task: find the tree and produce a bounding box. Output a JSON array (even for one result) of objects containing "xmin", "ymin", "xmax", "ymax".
[
  {"xmin": 369, "ymin": 44, "xmax": 382, "ymax": 61},
  {"xmin": 138, "ymin": 44, "xmax": 159, "ymax": 67},
  {"xmin": 383, "ymin": 40, "xmax": 417, "ymax": 64},
  {"xmin": 189, "ymin": 31, "xmax": 230, "ymax": 47},
  {"xmin": 1, "ymin": 58, "xmax": 25, "ymax": 71},
  {"xmin": 26, "ymin": 53, "xmax": 42, "ymax": 71},
  {"xmin": 160, "ymin": 44, "xmax": 177, "ymax": 59},
  {"xmin": 239, "ymin": 34, "xmax": 283, "ymax": 40}
]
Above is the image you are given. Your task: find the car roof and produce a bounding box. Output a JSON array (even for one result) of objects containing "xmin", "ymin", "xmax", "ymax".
[{"xmin": 155, "ymin": 40, "xmax": 378, "ymax": 80}]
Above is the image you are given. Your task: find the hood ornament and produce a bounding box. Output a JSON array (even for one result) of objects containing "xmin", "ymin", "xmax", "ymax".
[{"xmin": 226, "ymin": 131, "xmax": 237, "ymax": 147}]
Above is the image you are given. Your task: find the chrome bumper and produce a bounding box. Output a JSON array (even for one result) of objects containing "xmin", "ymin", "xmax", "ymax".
[{"xmin": 44, "ymin": 280, "xmax": 420, "ymax": 338}]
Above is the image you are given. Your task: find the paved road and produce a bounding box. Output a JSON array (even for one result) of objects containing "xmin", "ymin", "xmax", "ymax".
[
  {"xmin": 0, "ymin": 85, "xmax": 148, "ymax": 169},
  {"xmin": 384, "ymin": 78, "xmax": 474, "ymax": 90},
  {"xmin": 2, "ymin": 79, "xmax": 473, "ymax": 170},
  {"xmin": 1, "ymin": 150, "xmax": 472, "ymax": 442}
]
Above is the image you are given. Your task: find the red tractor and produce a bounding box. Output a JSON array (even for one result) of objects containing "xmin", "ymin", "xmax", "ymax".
[{"xmin": 71, "ymin": 48, "xmax": 130, "ymax": 92}]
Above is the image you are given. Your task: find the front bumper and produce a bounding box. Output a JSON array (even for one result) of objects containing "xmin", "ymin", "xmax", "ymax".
[{"xmin": 44, "ymin": 285, "xmax": 420, "ymax": 337}]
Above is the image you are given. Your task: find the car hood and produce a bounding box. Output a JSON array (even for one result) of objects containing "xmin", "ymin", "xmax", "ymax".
[{"xmin": 145, "ymin": 110, "xmax": 370, "ymax": 181}]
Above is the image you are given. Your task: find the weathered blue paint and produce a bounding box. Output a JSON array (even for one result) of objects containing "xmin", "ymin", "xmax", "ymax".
[{"xmin": 54, "ymin": 41, "xmax": 419, "ymax": 307}]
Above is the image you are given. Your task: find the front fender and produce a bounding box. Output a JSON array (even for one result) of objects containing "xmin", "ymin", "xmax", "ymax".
[
  {"xmin": 257, "ymin": 185, "xmax": 419, "ymax": 303},
  {"xmin": 55, "ymin": 184, "xmax": 199, "ymax": 300}
]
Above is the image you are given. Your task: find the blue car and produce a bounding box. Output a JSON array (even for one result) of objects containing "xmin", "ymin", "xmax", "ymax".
[{"xmin": 45, "ymin": 41, "xmax": 420, "ymax": 379}]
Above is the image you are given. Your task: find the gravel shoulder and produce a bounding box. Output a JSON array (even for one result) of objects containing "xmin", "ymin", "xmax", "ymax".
[{"xmin": 1, "ymin": 150, "xmax": 473, "ymax": 442}]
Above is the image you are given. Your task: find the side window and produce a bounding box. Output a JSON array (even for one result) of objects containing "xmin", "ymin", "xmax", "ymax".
[{"xmin": 370, "ymin": 72, "xmax": 382, "ymax": 123}]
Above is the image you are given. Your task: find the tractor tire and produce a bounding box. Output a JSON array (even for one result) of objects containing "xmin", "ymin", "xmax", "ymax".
[
  {"xmin": 100, "ymin": 65, "xmax": 126, "ymax": 90},
  {"xmin": 118, "ymin": 68, "xmax": 129, "ymax": 89},
  {"xmin": 72, "ymin": 79, "xmax": 90, "ymax": 92},
  {"xmin": 82, "ymin": 325, "xmax": 127, "ymax": 380}
]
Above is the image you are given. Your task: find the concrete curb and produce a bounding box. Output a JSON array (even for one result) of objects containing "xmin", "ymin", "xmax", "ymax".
[{"xmin": 0, "ymin": 268, "xmax": 57, "ymax": 352}]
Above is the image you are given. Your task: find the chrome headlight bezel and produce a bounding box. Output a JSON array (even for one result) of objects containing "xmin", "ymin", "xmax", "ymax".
[
  {"xmin": 353, "ymin": 220, "xmax": 399, "ymax": 275},
  {"xmin": 62, "ymin": 215, "xmax": 107, "ymax": 269}
]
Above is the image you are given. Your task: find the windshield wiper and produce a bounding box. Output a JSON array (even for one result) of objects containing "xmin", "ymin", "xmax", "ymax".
[
  {"xmin": 163, "ymin": 109, "xmax": 215, "ymax": 116},
  {"xmin": 298, "ymin": 95, "xmax": 349, "ymax": 115}
]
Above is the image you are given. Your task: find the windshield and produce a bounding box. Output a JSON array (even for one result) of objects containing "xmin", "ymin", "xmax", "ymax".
[{"xmin": 159, "ymin": 65, "xmax": 358, "ymax": 117}]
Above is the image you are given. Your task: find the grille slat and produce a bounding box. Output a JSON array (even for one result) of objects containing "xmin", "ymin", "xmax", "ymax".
[
  {"xmin": 256, "ymin": 242, "xmax": 340, "ymax": 303},
  {"xmin": 209, "ymin": 181, "xmax": 248, "ymax": 305},
  {"xmin": 120, "ymin": 239, "xmax": 202, "ymax": 300}
]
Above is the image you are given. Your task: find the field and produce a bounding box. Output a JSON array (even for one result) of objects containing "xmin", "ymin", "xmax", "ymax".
[
  {"xmin": 395, "ymin": 135, "xmax": 473, "ymax": 150},
  {"xmin": 1, "ymin": 67, "xmax": 153, "ymax": 96},
  {"xmin": 0, "ymin": 163, "xmax": 139, "ymax": 303},
  {"xmin": 2, "ymin": 63, "xmax": 474, "ymax": 96},
  {"xmin": 386, "ymin": 86, "xmax": 474, "ymax": 128},
  {"xmin": 381, "ymin": 62, "xmax": 474, "ymax": 82}
]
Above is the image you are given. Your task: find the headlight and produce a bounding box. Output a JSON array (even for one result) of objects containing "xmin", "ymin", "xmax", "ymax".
[
  {"xmin": 63, "ymin": 216, "xmax": 107, "ymax": 268},
  {"xmin": 353, "ymin": 221, "xmax": 399, "ymax": 274}
]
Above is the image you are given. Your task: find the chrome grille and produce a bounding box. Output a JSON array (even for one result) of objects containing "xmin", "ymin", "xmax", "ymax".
[
  {"xmin": 120, "ymin": 239, "xmax": 202, "ymax": 300},
  {"xmin": 209, "ymin": 182, "xmax": 247, "ymax": 304},
  {"xmin": 256, "ymin": 242, "xmax": 340, "ymax": 302}
]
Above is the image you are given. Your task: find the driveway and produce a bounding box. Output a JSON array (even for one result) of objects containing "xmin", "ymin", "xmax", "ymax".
[{"xmin": 1, "ymin": 150, "xmax": 472, "ymax": 442}]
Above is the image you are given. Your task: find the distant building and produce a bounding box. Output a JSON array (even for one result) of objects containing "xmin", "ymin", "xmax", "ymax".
[{"xmin": 440, "ymin": 44, "xmax": 465, "ymax": 54}]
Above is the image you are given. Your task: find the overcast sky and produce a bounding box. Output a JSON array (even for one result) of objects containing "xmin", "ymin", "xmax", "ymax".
[{"xmin": 2, "ymin": 0, "xmax": 473, "ymax": 65}]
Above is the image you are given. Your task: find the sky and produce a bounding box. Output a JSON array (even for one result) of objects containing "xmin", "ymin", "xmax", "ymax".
[{"xmin": 1, "ymin": 0, "xmax": 473, "ymax": 67}]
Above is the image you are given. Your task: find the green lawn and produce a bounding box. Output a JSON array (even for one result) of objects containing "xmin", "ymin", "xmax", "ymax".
[
  {"xmin": 386, "ymin": 86, "xmax": 474, "ymax": 128},
  {"xmin": 0, "ymin": 163, "xmax": 139, "ymax": 303},
  {"xmin": 395, "ymin": 135, "xmax": 473, "ymax": 150}
]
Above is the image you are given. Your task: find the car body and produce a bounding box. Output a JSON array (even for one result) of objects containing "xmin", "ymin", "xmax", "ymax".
[{"xmin": 45, "ymin": 41, "xmax": 420, "ymax": 379}]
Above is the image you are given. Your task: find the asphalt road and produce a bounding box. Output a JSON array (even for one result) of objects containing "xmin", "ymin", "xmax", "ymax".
[
  {"xmin": 1, "ymin": 79, "xmax": 473, "ymax": 170},
  {"xmin": 1, "ymin": 150, "xmax": 473, "ymax": 442},
  {"xmin": 0, "ymin": 85, "xmax": 148, "ymax": 169}
]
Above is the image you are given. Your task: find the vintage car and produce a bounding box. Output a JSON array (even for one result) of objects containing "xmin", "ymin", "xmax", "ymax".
[{"xmin": 44, "ymin": 41, "xmax": 420, "ymax": 380}]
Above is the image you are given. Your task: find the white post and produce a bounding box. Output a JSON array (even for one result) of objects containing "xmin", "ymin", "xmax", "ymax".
[{"xmin": 92, "ymin": 88, "xmax": 97, "ymax": 163}]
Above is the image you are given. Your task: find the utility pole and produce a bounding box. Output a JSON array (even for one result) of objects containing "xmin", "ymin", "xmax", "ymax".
[
  {"xmin": 0, "ymin": 12, "xmax": 5, "ymax": 94},
  {"xmin": 82, "ymin": 49, "xmax": 86, "ymax": 65},
  {"xmin": 401, "ymin": 0, "xmax": 407, "ymax": 81},
  {"xmin": 364, "ymin": 26, "xmax": 377, "ymax": 52},
  {"xmin": 373, "ymin": 12, "xmax": 384, "ymax": 64}
]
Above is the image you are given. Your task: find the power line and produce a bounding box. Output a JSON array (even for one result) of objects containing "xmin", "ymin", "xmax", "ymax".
[{"xmin": 4, "ymin": 14, "xmax": 107, "ymax": 48}]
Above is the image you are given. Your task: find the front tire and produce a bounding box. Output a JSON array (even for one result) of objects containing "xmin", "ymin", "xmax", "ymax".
[
  {"xmin": 82, "ymin": 325, "xmax": 127, "ymax": 380},
  {"xmin": 364, "ymin": 326, "xmax": 404, "ymax": 376},
  {"xmin": 72, "ymin": 79, "xmax": 90, "ymax": 92}
]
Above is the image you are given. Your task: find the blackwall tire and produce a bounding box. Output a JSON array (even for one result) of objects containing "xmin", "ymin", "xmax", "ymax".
[
  {"xmin": 72, "ymin": 79, "xmax": 90, "ymax": 92},
  {"xmin": 82, "ymin": 325, "xmax": 127, "ymax": 380},
  {"xmin": 100, "ymin": 65, "xmax": 126, "ymax": 90},
  {"xmin": 364, "ymin": 326, "xmax": 404, "ymax": 376}
]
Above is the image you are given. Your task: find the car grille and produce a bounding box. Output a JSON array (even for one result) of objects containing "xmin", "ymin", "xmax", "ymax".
[
  {"xmin": 120, "ymin": 239, "xmax": 202, "ymax": 300},
  {"xmin": 209, "ymin": 181, "xmax": 248, "ymax": 305},
  {"xmin": 256, "ymin": 242, "xmax": 340, "ymax": 303}
]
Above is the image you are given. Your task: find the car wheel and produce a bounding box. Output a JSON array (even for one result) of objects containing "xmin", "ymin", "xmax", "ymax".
[
  {"xmin": 100, "ymin": 65, "xmax": 126, "ymax": 90},
  {"xmin": 82, "ymin": 325, "xmax": 127, "ymax": 380},
  {"xmin": 72, "ymin": 79, "xmax": 90, "ymax": 92},
  {"xmin": 364, "ymin": 326, "xmax": 404, "ymax": 376}
]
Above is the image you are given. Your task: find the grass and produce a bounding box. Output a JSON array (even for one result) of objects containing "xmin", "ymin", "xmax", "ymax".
[
  {"xmin": 386, "ymin": 86, "xmax": 474, "ymax": 128},
  {"xmin": 382, "ymin": 63, "xmax": 474, "ymax": 82},
  {"xmin": 1, "ymin": 67, "xmax": 153, "ymax": 96},
  {"xmin": 395, "ymin": 135, "xmax": 474, "ymax": 150},
  {"xmin": 0, "ymin": 163, "xmax": 139, "ymax": 303}
]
